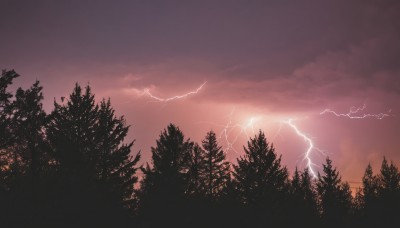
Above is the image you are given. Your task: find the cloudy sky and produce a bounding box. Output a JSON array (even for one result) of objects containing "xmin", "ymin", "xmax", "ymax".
[{"xmin": 2, "ymin": 0, "xmax": 400, "ymax": 186}]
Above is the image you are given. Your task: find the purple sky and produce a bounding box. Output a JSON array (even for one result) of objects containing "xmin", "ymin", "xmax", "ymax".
[{"xmin": 2, "ymin": 0, "xmax": 400, "ymax": 187}]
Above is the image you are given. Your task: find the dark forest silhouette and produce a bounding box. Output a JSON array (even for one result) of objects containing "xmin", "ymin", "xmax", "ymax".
[{"xmin": 1, "ymin": 70, "xmax": 399, "ymax": 227}]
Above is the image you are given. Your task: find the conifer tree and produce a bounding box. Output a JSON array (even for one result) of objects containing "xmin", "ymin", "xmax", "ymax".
[
  {"xmin": 0, "ymin": 72, "xmax": 51, "ymax": 226},
  {"xmin": 233, "ymin": 130, "xmax": 288, "ymax": 205},
  {"xmin": 289, "ymin": 168, "xmax": 319, "ymax": 226},
  {"xmin": 47, "ymin": 84, "xmax": 140, "ymax": 224},
  {"xmin": 201, "ymin": 130, "xmax": 230, "ymax": 200},
  {"xmin": 183, "ymin": 143, "xmax": 205, "ymax": 196},
  {"xmin": 356, "ymin": 163, "xmax": 379, "ymax": 224},
  {"xmin": 291, "ymin": 167, "xmax": 301, "ymax": 195},
  {"xmin": 378, "ymin": 157, "xmax": 400, "ymax": 193},
  {"xmin": 362, "ymin": 164, "xmax": 378, "ymax": 203},
  {"xmin": 317, "ymin": 157, "xmax": 352, "ymax": 226},
  {"xmin": 0, "ymin": 70, "xmax": 20, "ymax": 224},
  {"xmin": 233, "ymin": 130, "xmax": 288, "ymax": 226},
  {"xmin": 300, "ymin": 168, "xmax": 318, "ymax": 213},
  {"xmin": 95, "ymin": 99, "xmax": 141, "ymax": 210},
  {"xmin": 138, "ymin": 124, "xmax": 193, "ymax": 226},
  {"xmin": 47, "ymin": 84, "xmax": 99, "ymax": 175},
  {"xmin": 11, "ymin": 81, "xmax": 48, "ymax": 177},
  {"xmin": 0, "ymin": 70, "xmax": 19, "ymax": 152},
  {"xmin": 376, "ymin": 157, "xmax": 400, "ymax": 224}
]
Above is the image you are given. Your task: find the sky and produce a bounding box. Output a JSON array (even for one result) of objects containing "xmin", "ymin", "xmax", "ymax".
[{"xmin": 1, "ymin": 0, "xmax": 400, "ymax": 188}]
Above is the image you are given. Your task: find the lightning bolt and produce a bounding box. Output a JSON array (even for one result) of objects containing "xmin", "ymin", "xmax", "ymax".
[
  {"xmin": 320, "ymin": 103, "xmax": 391, "ymax": 119},
  {"xmin": 217, "ymin": 109, "xmax": 259, "ymax": 154},
  {"xmin": 140, "ymin": 81, "xmax": 207, "ymax": 102},
  {"xmin": 205, "ymin": 109, "xmax": 322, "ymax": 178},
  {"xmin": 283, "ymin": 119, "xmax": 321, "ymax": 178}
]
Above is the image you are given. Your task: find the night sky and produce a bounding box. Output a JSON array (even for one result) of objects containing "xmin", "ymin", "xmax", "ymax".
[{"xmin": 2, "ymin": 0, "xmax": 400, "ymax": 186}]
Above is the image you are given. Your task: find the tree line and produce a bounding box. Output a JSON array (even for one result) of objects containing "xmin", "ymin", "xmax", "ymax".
[{"xmin": 1, "ymin": 70, "xmax": 399, "ymax": 227}]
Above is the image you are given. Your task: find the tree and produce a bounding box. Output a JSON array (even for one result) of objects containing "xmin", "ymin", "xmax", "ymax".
[
  {"xmin": 317, "ymin": 157, "xmax": 353, "ymax": 227},
  {"xmin": 151, "ymin": 124, "xmax": 193, "ymax": 176},
  {"xmin": 355, "ymin": 163, "xmax": 379, "ymax": 226},
  {"xmin": 0, "ymin": 70, "xmax": 19, "ymax": 167},
  {"xmin": 138, "ymin": 124, "xmax": 193, "ymax": 226},
  {"xmin": 300, "ymin": 168, "xmax": 319, "ymax": 214},
  {"xmin": 47, "ymin": 84, "xmax": 140, "ymax": 225},
  {"xmin": 183, "ymin": 143, "xmax": 205, "ymax": 196},
  {"xmin": 362, "ymin": 164, "xmax": 379, "ymax": 204},
  {"xmin": 233, "ymin": 130, "xmax": 288, "ymax": 226},
  {"xmin": 0, "ymin": 70, "xmax": 20, "ymax": 225},
  {"xmin": 0, "ymin": 72, "xmax": 53, "ymax": 226},
  {"xmin": 7, "ymin": 81, "xmax": 50, "ymax": 224},
  {"xmin": 0, "ymin": 70, "xmax": 18, "ymax": 109},
  {"xmin": 378, "ymin": 157, "xmax": 400, "ymax": 193},
  {"xmin": 95, "ymin": 99, "xmax": 141, "ymax": 212},
  {"xmin": 10, "ymin": 81, "xmax": 48, "ymax": 178},
  {"xmin": 289, "ymin": 167, "xmax": 319, "ymax": 226},
  {"xmin": 201, "ymin": 130, "xmax": 230, "ymax": 200},
  {"xmin": 48, "ymin": 84, "xmax": 99, "ymax": 174},
  {"xmin": 375, "ymin": 157, "xmax": 400, "ymax": 225}
]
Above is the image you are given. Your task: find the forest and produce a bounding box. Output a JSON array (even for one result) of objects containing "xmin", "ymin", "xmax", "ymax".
[{"xmin": 1, "ymin": 69, "xmax": 399, "ymax": 227}]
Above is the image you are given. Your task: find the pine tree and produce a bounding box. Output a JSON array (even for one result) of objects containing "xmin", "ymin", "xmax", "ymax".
[
  {"xmin": 183, "ymin": 143, "xmax": 205, "ymax": 196},
  {"xmin": 289, "ymin": 168, "xmax": 319, "ymax": 226},
  {"xmin": 362, "ymin": 163, "xmax": 378, "ymax": 203},
  {"xmin": 0, "ymin": 70, "xmax": 19, "ymax": 160},
  {"xmin": 378, "ymin": 157, "xmax": 400, "ymax": 192},
  {"xmin": 376, "ymin": 157, "xmax": 400, "ymax": 224},
  {"xmin": 11, "ymin": 81, "xmax": 48, "ymax": 177},
  {"xmin": 317, "ymin": 157, "xmax": 352, "ymax": 227},
  {"xmin": 47, "ymin": 84, "xmax": 99, "ymax": 175},
  {"xmin": 233, "ymin": 130, "xmax": 288, "ymax": 226},
  {"xmin": 300, "ymin": 168, "xmax": 318, "ymax": 214},
  {"xmin": 47, "ymin": 84, "xmax": 140, "ymax": 225},
  {"xmin": 291, "ymin": 167, "xmax": 301, "ymax": 191},
  {"xmin": 0, "ymin": 70, "xmax": 20, "ymax": 224},
  {"xmin": 95, "ymin": 99, "xmax": 141, "ymax": 211},
  {"xmin": 233, "ymin": 130, "xmax": 288, "ymax": 205},
  {"xmin": 356, "ymin": 163, "xmax": 379, "ymax": 225},
  {"xmin": 201, "ymin": 130, "xmax": 230, "ymax": 200},
  {"xmin": 0, "ymin": 72, "xmax": 51, "ymax": 226},
  {"xmin": 138, "ymin": 124, "xmax": 193, "ymax": 226}
]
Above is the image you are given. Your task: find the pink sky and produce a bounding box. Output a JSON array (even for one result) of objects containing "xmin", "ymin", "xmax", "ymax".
[{"xmin": 2, "ymin": 0, "xmax": 400, "ymax": 189}]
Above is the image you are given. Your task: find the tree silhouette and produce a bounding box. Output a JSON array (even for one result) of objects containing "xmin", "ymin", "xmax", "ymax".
[
  {"xmin": 289, "ymin": 167, "xmax": 319, "ymax": 226},
  {"xmin": 11, "ymin": 81, "xmax": 48, "ymax": 178},
  {"xmin": 47, "ymin": 84, "xmax": 140, "ymax": 225},
  {"xmin": 8, "ymin": 81, "xmax": 50, "ymax": 225},
  {"xmin": 95, "ymin": 99, "xmax": 141, "ymax": 213},
  {"xmin": 0, "ymin": 70, "xmax": 19, "ymax": 153},
  {"xmin": 0, "ymin": 70, "xmax": 22, "ymax": 225},
  {"xmin": 378, "ymin": 157, "xmax": 400, "ymax": 192},
  {"xmin": 233, "ymin": 130, "xmax": 289, "ymax": 226},
  {"xmin": 180, "ymin": 131, "xmax": 232, "ymax": 227},
  {"xmin": 183, "ymin": 143, "xmax": 205, "ymax": 196},
  {"xmin": 0, "ymin": 73, "xmax": 51, "ymax": 226},
  {"xmin": 317, "ymin": 157, "xmax": 353, "ymax": 227},
  {"xmin": 376, "ymin": 157, "xmax": 400, "ymax": 225},
  {"xmin": 138, "ymin": 124, "xmax": 194, "ymax": 226},
  {"xmin": 362, "ymin": 163, "xmax": 379, "ymax": 203},
  {"xmin": 201, "ymin": 130, "xmax": 230, "ymax": 200},
  {"xmin": 354, "ymin": 163, "xmax": 379, "ymax": 226},
  {"xmin": 48, "ymin": 84, "xmax": 99, "ymax": 174}
]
